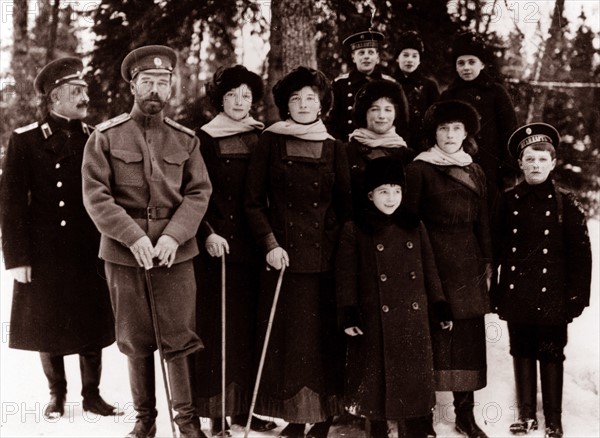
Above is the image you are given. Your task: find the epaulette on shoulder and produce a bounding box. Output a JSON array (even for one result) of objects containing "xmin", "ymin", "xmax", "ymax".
[
  {"xmin": 382, "ymin": 74, "xmax": 397, "ymax": 83},
  {"xmin": 14, "ymin": 122, "xmax": 39, "ymax": 134},
  {"xmin": 334, "ymin": 72, "xmax": 350, "ymax": 81},
  {"xmin": 164, "ymin": 117, "xmax": 195, "ymax": 137},
  {"xmin": 96, "ymin": 113, "xmax": 131, "ymax": 132},
  {"xmin": 82, "ymin": 122, "xmax": 94, "ymax": 136}
]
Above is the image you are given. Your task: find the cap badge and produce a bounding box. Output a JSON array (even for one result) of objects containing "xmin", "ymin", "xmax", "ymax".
[
  {"xmin": 154, "ymin": 57, "xmax": 163, "ymax": 67},
  {"xmin": 526, "ymin": 127, "xmax": 532, "ymax": 135}
]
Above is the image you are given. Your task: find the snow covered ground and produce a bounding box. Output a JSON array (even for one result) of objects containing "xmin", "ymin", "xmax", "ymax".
[{"xmin": 1, "ymin": 221, "xmax": 598, "ymax": 437}]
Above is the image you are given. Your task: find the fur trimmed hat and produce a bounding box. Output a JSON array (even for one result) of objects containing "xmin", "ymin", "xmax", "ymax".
[
  {"xmin": 272, "ymin": 66, "xmax": 332, "ymax": 120},
  {"xmin": 396, "ymin": 30, "xmax": 425, "ymax": 57},
  {"xmin": 352, "ymin": 80, "xmax": 408, "ymax": 129},
  {"xmin": 207, "ymin": 65, "xmax": 264, "ymax": 110},
  {"xmin": 364, "ymin": 156, "xmax": 406, "ymax": 192},
  {"xmin": 423, "ymin": 100, "xmax": 480, "ymax": 141}
]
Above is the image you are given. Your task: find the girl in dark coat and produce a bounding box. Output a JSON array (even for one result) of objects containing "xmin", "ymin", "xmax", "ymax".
[
  {"xmin": 440, "ymin": 32, "xmax": 518, "ymax": 231},
  {"xmin": 245, "ymin": 66, "xmax": 351, "ymax": 438},
  {"xmin": 336, "ymin": 157, "xmax": 452, "ymax": 438},
  {"xmin": 192, "ymin": 65, "xmax": 277, "ymax": 435},
  {"xmin": 393, "ymin": 30, "xmax": 440, "ymax": 152},
  {"xmin": 346, "ymin": 79, "xmax": 415, "ymax": 220},
  {"xmin": 493, "ymin": 123, "xmax": 592, "ymax": 438},
  {"xmin": 404, "ymin": 101, "xmax": 493, "ymax": 438}
]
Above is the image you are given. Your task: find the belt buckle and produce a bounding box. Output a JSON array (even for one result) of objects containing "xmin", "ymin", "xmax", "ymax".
[{"xmin": 146, "ymin": 207, "xmax": 158, "ymax": 221}]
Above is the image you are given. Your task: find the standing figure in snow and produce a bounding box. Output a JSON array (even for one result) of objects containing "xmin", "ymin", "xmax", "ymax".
[
  {"xmin": 82, "ymin": 45, "xmax": 212, "ymax": 438},
  {"xmin": 392, "ymin": 30, "xmax": 440, "ymax": 152},
  {"xmin": 440, "ymin": 32, "xmax": 517, "ymax": 232},
  {"xmin": 493, "ymin": 123, "xmax": 592, "ymax": 438},
  {"xmin": 404, "ymin": 100, "xmax": 493, "ymax": 438},
  {"xmin": 245, "ymin": 66, "xmax": 352, "ymax": 438},
  {"xmin": 328, "ymin": 30, "xmax": 402, "ymax": 141},
  {"xmin": 336, "ymin": 157, "xmax": 452, "ymax": 438},
  {"xmin": 192, "ymin": 65, "xmax": 276, "ymax": 436},
  {"xmin": 345, "ymin": 79, "xmax": 414, "ymax": 219},
  {"xmin": 0, "ymin": 57, "xmax": 119, "ymax": 420}
]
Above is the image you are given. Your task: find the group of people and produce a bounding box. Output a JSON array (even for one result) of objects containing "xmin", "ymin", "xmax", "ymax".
[{"xmin": 0, "ymin": 26, "xmax": 592, "ymax": 438}]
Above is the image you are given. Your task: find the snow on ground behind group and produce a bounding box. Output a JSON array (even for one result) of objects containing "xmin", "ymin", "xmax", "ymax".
[{"xmin": 1, "ymin": 220, "xmax": 598, "ymax": 437}]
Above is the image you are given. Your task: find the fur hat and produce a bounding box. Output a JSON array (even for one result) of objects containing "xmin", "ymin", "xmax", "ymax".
[
  {"xmin": 272, "ymin": 66, "xmax": 332, "ymax": 120},
  {"xmin": 423, "ymin": 100, "xmax": 480, "ymax": 143},
  {"xmin": 352, "ymin": 80, "xmax": 408, "ymax": 129},
  {"xmin": 451, "ymin": 32, "xmax": 489, "ymax": 62},
  {"xmin": 396, "ymin": 30, "xmax": 424, "ymax": 57},
  {"xmin": 207, "ymin": 65, "xmax": 264, "ymax": 111},
  {"xmin": 364, "ymin": 156, "xmax": 406, "ymax": 192}
]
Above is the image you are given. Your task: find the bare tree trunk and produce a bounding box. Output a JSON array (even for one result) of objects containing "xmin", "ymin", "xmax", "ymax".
[
  {"xmin": 46, "ymin": 0, "xmax": 61, "ymax": 63},
  {"xmin": 265, "ymin": 0, "xmax": 318, "ymax": 124}
]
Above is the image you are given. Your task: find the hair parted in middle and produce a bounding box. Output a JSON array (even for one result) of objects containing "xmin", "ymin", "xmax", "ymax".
[
  {"xmin": 207, "ymin": 64, "xmax": 264, "ymax": 111},
  {"xmin": 352, "ymin": 79, "xmax": 409, "ymax": 129},
  {"xmin": 272, "ymin": 66, "xmax": 333, "ymax": 120}
]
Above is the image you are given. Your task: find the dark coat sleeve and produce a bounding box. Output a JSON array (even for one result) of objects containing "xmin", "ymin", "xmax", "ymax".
[
  {"xmin": 335, "ymin": 221, "xmax": 362, "ymax": 329},
  {"xmin": 494, "ymin": 83, "xmax": 518, "ymax": 173},
  {"xmin": 0, "ymin": 133, "xmax": 32, "ymax": 268},
  {"xmin": 333, "ymin": 140, "xmax": 353, "ymax": 224},
  {"xmin": 473, "ymin": 165, "xmax": 493, "ymax": 262}
]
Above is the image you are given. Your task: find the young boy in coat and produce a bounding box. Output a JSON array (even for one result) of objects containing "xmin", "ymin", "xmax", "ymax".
[
  {"xmin": 336, "ymin": 156, "xmax": 453, "ymax": 438},
  {"xmin": 493, "ymin": 123, "xmax": 592, "ymax": 438}
]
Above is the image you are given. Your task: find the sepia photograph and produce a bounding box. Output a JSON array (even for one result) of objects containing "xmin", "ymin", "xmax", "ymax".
[{"xmin": 0, "ymin": 1, "xmax": 598, "ymax": 437}]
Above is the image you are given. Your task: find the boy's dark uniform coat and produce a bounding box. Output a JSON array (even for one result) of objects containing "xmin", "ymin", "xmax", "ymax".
[{"xmin": 0, "ymin": 116, "xmax": 115, "ymax": 354}]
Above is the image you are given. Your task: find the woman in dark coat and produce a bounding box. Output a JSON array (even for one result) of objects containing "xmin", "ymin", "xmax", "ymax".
[
  {"xmin": 404, "ymin": 100, "xmax": 493, "ymax": 438},
  {"xmin": 440, "ymin": 32, "xmax": 517, "ymax": 229},
  {"xmin": 336, "ymin": 157, "xmax": 451, "ymax": 438},
  {"xmin": 346, "ymin": 79, "xmax": 415, "ymax": 219},
  {"xmin": 393, "ymin": 30, "xmax": 440, "ymax": 152},
  {"xmin": 192, "ymin": 65, "xmax": 276, "ymax": 435},
  {"xmin": 245, "ymin": 66, "xmax": 351, "ymax": 438},
  {"xmin": 0, "ymin": 58, "xmax": 116, "ymax": 419}
]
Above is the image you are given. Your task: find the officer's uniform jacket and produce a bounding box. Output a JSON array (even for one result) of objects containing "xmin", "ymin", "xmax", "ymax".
[
  {"xmin": 494, "ymin": 179, "xmax": 592, "ymax": 325},
  {"xmin": 328, "ymin": 67, "xmax": 396, "ymax": 141},
  {"xmin": 82, "ymin": 106, "xmax": 212, "ymax": 267},
  {"xmin": 0, "ymin": 114, "xmax": 115, "ymax": 354}
]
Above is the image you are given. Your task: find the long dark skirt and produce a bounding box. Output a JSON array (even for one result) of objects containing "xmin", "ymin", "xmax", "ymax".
[
  {"xmin": 254, "ymin": 271, "xmax": 344, "ymax": 423},
  {"xmin": 432, "ymin": 317, "xmax": 487, "ymax": 391},
  {"xmin": 193, "ymin": 255, "xmax": 261, "ymax": 417}
]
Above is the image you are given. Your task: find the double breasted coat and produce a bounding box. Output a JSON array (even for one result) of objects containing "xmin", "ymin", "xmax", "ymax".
[
  {"xmin": 0, "ymin": 114, "xmax": 115, "ymax": 354},
  {"xmin": 335, "ymin": 213, "xmax": 445, "ymax": 420},
  {"xmin": 493, "ymin": 179, "xmax": 592, "ymax": 325},
  {"xmin": 393, "ymin": 67, "xmax": 440, "ymax": 151},
  {"xmin": 193, "ymin": 128, "xmax": 263, "ymax": 416}
]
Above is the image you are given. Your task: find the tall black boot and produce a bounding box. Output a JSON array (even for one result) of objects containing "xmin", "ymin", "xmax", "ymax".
[
  {"xmin": 509, "ymin": 357, "xmax": 538, "ymax": 435},
  {"xmin": 405, "ymin": 415, "xmax": 431, "ymax": 438},
  {"xmin": 168, "ymin": 356, "xmax": 207, "ymax": 438},
  {"xmin": 453, "ymin": 391, "xmax": 488, "ymax": 438},
  {"xmin": 126, "ymin": 356, "xmax": 157, "ymax": 438},
  {"xmin": 540, "ymin": 361, "xmax": 564, "ymax": 438},
  {"xmin": 80, "ymin": 351, "xmax": 123, "ymax": 416},
  {"xmin": 370, "ymin": 419, "xmax": 389, "ymax": 438},
  {"xmin": 40, "ymin": 353, "xmax": 67, "ymax": 419},
  {"xmin": 306, "ymin": 417, "xmax": 333, "ymax": 438}
]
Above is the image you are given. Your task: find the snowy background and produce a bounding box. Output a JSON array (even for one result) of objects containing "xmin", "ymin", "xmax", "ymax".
[{"xmin": 1, "ymin": 220, "xmax": 598, "ymax": 437}]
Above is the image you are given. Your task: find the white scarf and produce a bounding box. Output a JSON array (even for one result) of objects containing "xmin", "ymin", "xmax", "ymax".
[
  {"xmin": 348, "ymin": 127, "xmax": 407, "ymax": 148},
  {"xmin": 264, "ymin": 119, "xmax": 334, "ymax": 141},
  {"xmin": 201, "ymin": 113, "xmax": 264, "ymax": 138},
  {"xmin": 414, "ymin": 144, "xmax": 473, "ymax": 167}
]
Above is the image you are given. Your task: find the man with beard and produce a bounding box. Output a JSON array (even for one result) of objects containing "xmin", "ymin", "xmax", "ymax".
[
  {"xmin": 82, "ymin": 45, "xmax": 212, "ymax": 438},
  {"xmin": 0, "ymin": 58, "xmax": 119, "ymax": 419}
]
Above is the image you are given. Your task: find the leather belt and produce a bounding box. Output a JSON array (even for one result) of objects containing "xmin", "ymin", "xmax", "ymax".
[{"xmin": 126, "ymin": 207, "xmax": 176, "ymax": 221}]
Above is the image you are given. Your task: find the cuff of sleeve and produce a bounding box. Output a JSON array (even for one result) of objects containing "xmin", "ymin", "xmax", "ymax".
[
  {"xmin": 120, "ymin": 223, "xmax": 147, "ymax": 247},
  {"xmin": 340, "ymin": 306, "xmax": 362, "ymax": 329},
  {"xmin": 162, "ymin": 221, "xmax": 187, "ymax": 245},
  {"xmin": 261, "ymin": 232, "xmax": 279, "ymax": 253}
]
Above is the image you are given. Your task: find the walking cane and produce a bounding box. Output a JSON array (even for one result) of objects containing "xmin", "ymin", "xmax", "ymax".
[
  {"xmin": 144, "ymin": 268, "xmax": 177, "ymax": 438},
  {"xmin": 244, "ymin": 265, "xmax": 286, "ymax": 438},
  {"xmin": 221, "ymin": 254, "xmax": 227, "ymax": 436}
]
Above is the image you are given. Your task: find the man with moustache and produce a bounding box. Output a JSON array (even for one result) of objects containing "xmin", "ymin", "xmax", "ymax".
[
  {"xmin": 82, "ymin": 45, "xmax": 212, "ymax": 438},
  {"xmin": 328, "ymin": 30, "xmax": 400, "ymax": 141},
  {"xmin": 0, "ymin": 58, "xmax": 119, "ymax": 419}
]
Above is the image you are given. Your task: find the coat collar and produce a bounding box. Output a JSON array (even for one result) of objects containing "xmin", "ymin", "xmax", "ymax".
[
  {"xmin": 130, "ymin": 105, "xmax": 164, "ymax": 129},
  {"xmin": 348, "ymin": 66, "xmax": 385, "ymax": 85},
  {"xmin": 514, "ymin": 178, "xmax": 555, "ymax": 199}
]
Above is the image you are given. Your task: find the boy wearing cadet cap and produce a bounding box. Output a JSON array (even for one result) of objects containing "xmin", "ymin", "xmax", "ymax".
[
  {"xmin": 393, "ymin": 30, "xmax": 440, "ymax": 152},
  {"xmin": 82, "ymin": 45, "xmax": 212, "ymax": 438},
  {"xmin": 493, "ymin": 123, "xmax": 592, "ymax": 438},
  {"xmin": 0, "ymin": 57, "xmax": 119, "ymax": 420},
  {"xmin": 328, "ymin": 30, "xmax": 400, "ymax": 141}
]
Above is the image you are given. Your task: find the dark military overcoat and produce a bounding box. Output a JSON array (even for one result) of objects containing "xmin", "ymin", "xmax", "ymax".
[{"xmin": 0, "ymin": 115, "xmax": 115, "ymax": 354}]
